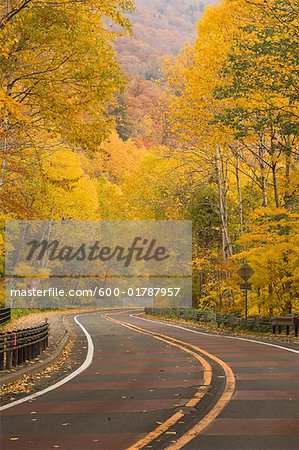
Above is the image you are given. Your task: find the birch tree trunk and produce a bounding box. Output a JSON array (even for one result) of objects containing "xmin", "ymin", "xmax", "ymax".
[
  {"xmin": 234, "ymin": 153, "xmax": 244, "ymax": 233},
  {"xmin": 284, "ymin": 136, "xmax": 291, "ymax": 206},
  {"xmin": 271, "ymin": 162, "xmax": 280, "ymax": 208},
  {"xmin": 215, "ymin": 145, "xmax": 233, "ymax": 260},
  {"xmin": 258, "ymin": 144, "xmax": 268, "ymax": 207}
]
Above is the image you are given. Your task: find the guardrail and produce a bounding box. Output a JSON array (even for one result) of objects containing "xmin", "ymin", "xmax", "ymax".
[
  {"xmin": 0, "ymin": 307, "xmax": 11, "ymax": 325},
  {"xmin": 271, "ymin": 317, "xmax": 299, "ymax": 337},
  {"xmin": 144, "ymin": 308, "xmax": 298, "ymax": 336},
  {"xmin": 0, "ymin": 323, "xmax": 49, "ymax": 370}
]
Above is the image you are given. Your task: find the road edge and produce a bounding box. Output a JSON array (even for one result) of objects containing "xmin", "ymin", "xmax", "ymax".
[
  {"xmin": 0, "ymin": 313, "xmax": 94, "ymax": 411},
  {"xmin": 135, "ymin": 314, "xmax": 299, "ymax": 354}
]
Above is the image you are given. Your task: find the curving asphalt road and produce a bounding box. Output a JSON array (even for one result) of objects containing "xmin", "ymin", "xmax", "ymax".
[{"xmin": 0, "ymin": 310, "xmax": 298, "ymax": 450}]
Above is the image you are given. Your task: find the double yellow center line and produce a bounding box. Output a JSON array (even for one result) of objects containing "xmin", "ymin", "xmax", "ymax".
[{"xmin": 103, "ymin": 314, "xmax": 235, "ymax": 450}]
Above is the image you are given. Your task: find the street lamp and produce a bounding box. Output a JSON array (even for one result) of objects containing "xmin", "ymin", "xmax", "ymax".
[{"xmin": 238, "ymin": 261, "xmax": 254, "ymax": 320}]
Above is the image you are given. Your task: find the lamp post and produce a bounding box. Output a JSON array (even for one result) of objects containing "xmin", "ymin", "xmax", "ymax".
[{"xmin": 238, "ymin": 262, "xmax": 254, "ymax": 320}]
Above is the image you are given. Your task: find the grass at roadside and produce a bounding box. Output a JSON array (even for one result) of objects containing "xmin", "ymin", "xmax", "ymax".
[
  {"xmin": 140, "ymin": 313, "xmax": 299, "ymax": 346},
  {"xmin": 11, "ymin": 308, "xmax": 49, "ymax": 320}
]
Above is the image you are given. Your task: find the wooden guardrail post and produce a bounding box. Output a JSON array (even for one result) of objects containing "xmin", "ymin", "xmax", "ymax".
[
  {"xmin": 271, "ymin": 317, "xmax": 297, "ymax": 336},
  {"xmin": 0, "ymin": 323, "xmax": 49, "ymax": 371}
]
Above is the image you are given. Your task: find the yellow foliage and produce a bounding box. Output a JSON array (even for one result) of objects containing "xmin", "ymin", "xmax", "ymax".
[
  {"xmin": 41, "ymin": 150, "xmax": 100, "ymax": 220},
  {"xmin": 233, "ymin": 208, "xmax": 299, "ymax": 314},
  {"xmin": 99, "ymin": 131, "xmax": 142, "ymax": 182}
]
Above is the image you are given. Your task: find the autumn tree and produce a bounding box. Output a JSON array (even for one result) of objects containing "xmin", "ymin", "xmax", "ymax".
[
  {"xmin": 234, "ymin": 208, "xmax": 299, "ymax": 314},
  {"xmin": 162, "ymin": 0, "xmax": 299, "ymax": 312},
  {"xmin": 214, "ymin": 0, "xmax": 299, "ymax": 209},
  {"xmin": 0, "ymin": 0, "xmax": 134, "ymax": 216},
  {"xmin": 163, "ymin": 0, "xmax": 245, "ymax": 260}
]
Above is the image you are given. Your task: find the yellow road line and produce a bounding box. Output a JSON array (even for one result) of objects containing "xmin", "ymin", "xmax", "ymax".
[
  {"xmin": 117, "ymin": 317, "xmax": 235, "ymax": 450},
  {"xmin": 104, "ymin": 314, "xmax": 236, "ymax": 450},
  {"xmin": 120, "ymin": 319, "xmax": 235, "ymax": 450},
  {"xmin": 129, "ymin": 411, "xmax": 184, "ymax": 450},
  {"xmin": 103, "ymin": 314, "xmax": 212, "ymax": 450}
]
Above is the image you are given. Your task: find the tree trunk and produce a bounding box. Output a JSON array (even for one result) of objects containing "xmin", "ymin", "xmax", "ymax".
[
  {"xmin": 0, "ymin": 136, "xmax": 7, "ymax": 188},
  {"xmin": 234, "ymin": 153, "xmax": 244, "ymax": 233},
  {"xmin": 258, "ymin": 144, "xmax": 268, "ymax": 207},
  {"xmin": 215, "ymin": 146, "xmax": 233, "ymax": 260},
  {"xmin": 0, "ymin": 14, "xmax": 11, "ymax": 189},
  {"xmin": 272, "ymin": 162, "xmax": 280, "ymax": 208},
  {"xmin": 284, "ymin": 137, "xmax": 291, "ymax": 206}
]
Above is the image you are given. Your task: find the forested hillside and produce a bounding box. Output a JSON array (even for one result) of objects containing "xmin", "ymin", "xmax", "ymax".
[
  {"xmin": 115, "ymin": 0, "xmax": 214, "ymax": 141},
  {"xmin": 117, "ymin": 0, "xmax": 213, "ymax": 79}
]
